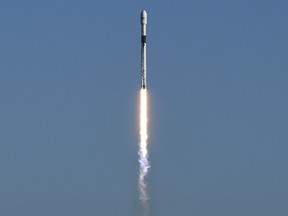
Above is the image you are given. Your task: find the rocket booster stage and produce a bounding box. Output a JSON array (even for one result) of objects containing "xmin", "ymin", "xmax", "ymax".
[{"xmin": 141, "ymin": 10, "xmax": 147, "ymax": 89}]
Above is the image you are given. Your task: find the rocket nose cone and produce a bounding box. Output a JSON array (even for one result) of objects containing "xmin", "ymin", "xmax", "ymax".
[
  {"xmin": 141, "ymin": 10, "xmax": 147, "ymax": 17},
  {"xmin": 141, "ymin": 10, "xmax": 147, "ymax": 24}
]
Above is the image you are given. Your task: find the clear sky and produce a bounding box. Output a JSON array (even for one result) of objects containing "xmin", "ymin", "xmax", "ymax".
[{"xmin": 0, "ymin": 0, "xmax": 287, "ymax": 216}]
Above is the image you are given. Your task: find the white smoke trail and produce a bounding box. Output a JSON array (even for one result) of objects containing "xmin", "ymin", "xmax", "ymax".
[{"xmin": 138, "ymin": 88, "xmax": 150, "ymax": 210}]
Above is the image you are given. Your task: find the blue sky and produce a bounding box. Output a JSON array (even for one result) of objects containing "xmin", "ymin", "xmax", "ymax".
[{"xmin": 0, "ymin": 0, "xmax": 287, "ymax": 215}]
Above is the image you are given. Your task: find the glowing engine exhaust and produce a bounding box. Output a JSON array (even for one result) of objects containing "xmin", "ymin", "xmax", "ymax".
[{"xmin": 138, "ymin": 88, "xmax": 149, "ymax": 204}]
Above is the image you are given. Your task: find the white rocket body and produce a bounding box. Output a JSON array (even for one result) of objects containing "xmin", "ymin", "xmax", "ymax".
[{"xmin": 141, "ymin": 10, "xmax": 147, "ymax": 89}]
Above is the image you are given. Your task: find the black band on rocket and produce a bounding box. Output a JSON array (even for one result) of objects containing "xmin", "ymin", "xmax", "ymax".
[{"xmin": 141, "ymin": 36, "xmax": 146, "ymax": 43}]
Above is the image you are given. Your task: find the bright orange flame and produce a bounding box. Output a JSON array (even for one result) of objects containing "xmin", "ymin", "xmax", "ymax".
[{"xmin": 140, "ymin": 88, "xmax": 148, "ymax": 157}]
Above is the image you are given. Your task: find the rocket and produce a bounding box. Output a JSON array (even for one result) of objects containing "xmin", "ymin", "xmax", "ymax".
[{"xmin": 140, "ymin": 10, "xmax": 147, "ymax": 89}]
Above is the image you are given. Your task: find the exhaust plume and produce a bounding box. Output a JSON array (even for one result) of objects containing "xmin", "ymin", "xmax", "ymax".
[{"xmin": 138, "ymin": 88, "xmax": 150, "ymax": 211}]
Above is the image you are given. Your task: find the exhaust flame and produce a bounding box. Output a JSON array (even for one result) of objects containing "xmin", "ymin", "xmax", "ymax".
[{"xmin": 138, "ymin": 88, "xmax": 150, "ymax": 209}]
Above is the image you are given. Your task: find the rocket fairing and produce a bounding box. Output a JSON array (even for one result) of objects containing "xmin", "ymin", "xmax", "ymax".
[{"xmin": 141, "ymin": 10, "xmax": 147, "ymax": 89}]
